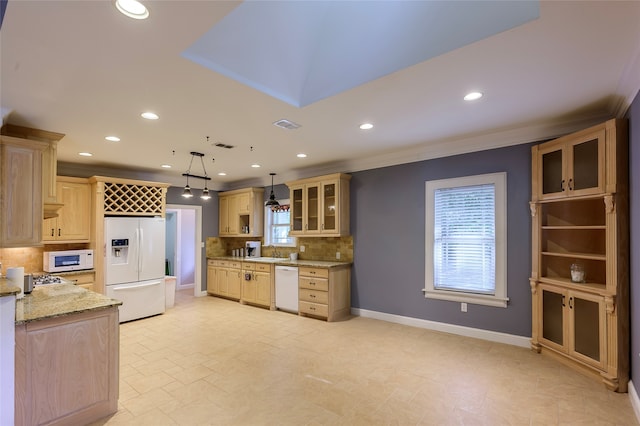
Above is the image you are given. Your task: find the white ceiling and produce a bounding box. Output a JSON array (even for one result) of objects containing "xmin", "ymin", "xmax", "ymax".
[{"xmin": 1, "ymin": 1, "xmax": 639, "ymax": 191}]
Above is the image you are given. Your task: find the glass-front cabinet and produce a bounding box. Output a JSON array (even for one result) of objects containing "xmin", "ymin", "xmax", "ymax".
[
  {"xmin": 530, "ymin": 118, "xmax": 629, "ymax": 392},
  {"xmin": 537, "ymin": 127, "xmax": 605, "ymax": 200},
  {"xmin": 287, "ymin": 173, "xmax": 351, "ymax": 237},
  {"xmin": 538, "ymin": 285, "xmax": 606, "ymax": 371}
]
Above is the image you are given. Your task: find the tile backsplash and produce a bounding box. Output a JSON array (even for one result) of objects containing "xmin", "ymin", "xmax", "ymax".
[
  {"xmin": 206, "ymin": 236, "xmax": 353, "ymax": 262},
  {"xmin": 0, "ymin": 244, "xmax": 91, "ymax": 275}
]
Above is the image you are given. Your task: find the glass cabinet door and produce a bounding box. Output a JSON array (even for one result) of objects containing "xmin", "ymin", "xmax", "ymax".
[
  {"xmin": 291, "ymin": 187, "xmax": 303, "ymax": 232},
  {"xmin": 305, "ymin": 184, "xmax": 320, "ymax": 232},
  {"xmin": 541, "ymin": 148, "xmax": 564, "ymax": 197},
  {"xmin": 569, "ymin": 292, "xmax": 605, "ymax": 369},
  {"xmin": 567, "ymin": 129, "xmax": 604, "ymax": 197},
  {"xmin": 540, "ymin": 286, "xmax": 566, "ymax": 351},
  {"xmin": 322, "ymin": 181, "xmax": 337, "ymax": 232}
]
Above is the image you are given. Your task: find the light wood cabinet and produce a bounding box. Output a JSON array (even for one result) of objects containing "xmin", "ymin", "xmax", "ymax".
[
  {"xmin": 218, "ymin": 188, "xmax": 264, "ymax": 237},
  {"xmin": 0, "ymin": 135, "xmax": 47, "ymax": 248},
  {"xmin": 206, "ymin": 259, "xmax": 241, "ymax": 300},
  {"xmin": 240, "ymin": 262, "xmax": 274, "ymax": 309},
  {"xmin": 530, "ymin": 118, "xmax": 628, "ymax": 392},
  {"xmin": 43, "ymin": 177, "xmax": 91, "ymax": 242},
  {"xmin": 56, "ymin": 271, "xmax": 96, "ymax": 291},
  {"xmin": 287, "ymin": 173, "xmax": 351, "ymax": 237},
  {"xmin": 532, "ymin": 119, "xmax": 624, "ymax": 201},
  {"xmin": 14, "ymin": 306, "xmax": 119, "ymax": 425},
  {"xmin": 298, "ymin": 265, "xmax": 351, "ymax": 322}
]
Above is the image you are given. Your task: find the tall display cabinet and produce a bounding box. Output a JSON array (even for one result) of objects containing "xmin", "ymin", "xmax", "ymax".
[{"xmin": 529, "ymin": 118, "xmax": 629, "ymax": 392}]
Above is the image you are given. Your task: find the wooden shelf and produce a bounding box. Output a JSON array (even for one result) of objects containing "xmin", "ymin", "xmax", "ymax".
[
  {"xmin": 541, "ymin": 251, "xmax": 606, "ymax": 261},
  {"xmin": 542, "ymin": 225, "xmax": 606, "ymax": 230}
]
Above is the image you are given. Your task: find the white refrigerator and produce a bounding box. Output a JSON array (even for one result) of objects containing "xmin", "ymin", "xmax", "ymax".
[{"xmin": 104, "ymin": 217, "xmax": 166, "ymax": 322}]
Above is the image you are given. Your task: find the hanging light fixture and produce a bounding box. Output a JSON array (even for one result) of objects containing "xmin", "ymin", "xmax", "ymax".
[
  {"xmin": 181, "ymin": 150, "xmax": 212, "ymax": 200},
  {"xmin": 265, "ymin": 172, "xmax": 280, "ymax": 207}
]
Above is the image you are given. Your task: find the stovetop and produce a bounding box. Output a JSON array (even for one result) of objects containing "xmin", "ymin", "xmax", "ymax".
[{"xmin": 33, "ymin": 274, "xmax": 66, "ymax": 285}]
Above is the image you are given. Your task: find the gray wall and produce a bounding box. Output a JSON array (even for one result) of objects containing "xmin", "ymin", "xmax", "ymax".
[
  {"xmin": 166, "ymin": 186, "xmax": 218, "ymax": 292},
  {"xmin": 628, "ymin": 89, "xmax": 639, "ymax": 396},
  {"xmin": 350, "ymin": 143, "xmax": 533, "ymax": 337}
]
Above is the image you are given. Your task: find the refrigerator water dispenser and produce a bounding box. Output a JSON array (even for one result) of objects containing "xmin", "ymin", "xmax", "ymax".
[{"xmin": 110, "ymin": 239, "xmax": 129, "ymax": 265}]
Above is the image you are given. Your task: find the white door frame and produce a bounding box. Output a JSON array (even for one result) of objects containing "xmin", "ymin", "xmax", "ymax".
[{"xmin": 166, "ymin": 204, "xmax": 203, "ymax": 297}]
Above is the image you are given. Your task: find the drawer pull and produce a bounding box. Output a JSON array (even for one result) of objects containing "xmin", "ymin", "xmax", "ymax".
[
  {"xmin": 310, "ymin": 294, "xmax": 316, "ymax": 298},
  {"xmin": 309, "ymin": 282, "xmax": 315, "ymax": 286},
  {"xmin": 310, "ymin": 306, "xmax": 316, "ymax": 311}
]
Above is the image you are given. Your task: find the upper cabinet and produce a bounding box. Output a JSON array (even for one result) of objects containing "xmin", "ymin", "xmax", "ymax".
[
  {"xmin": 0, "ymin": 136, "xmax": 48, "ymax": 247},
  {"xmin": 218, "ymin": 187, "xmax": 264, "ymax": 237},
  {"xmin": 287, "ymin": 173, "xmax": 351, "ymax": 237},
  {"xmin": 43, "ymin": 177, "xmax": 91, "ymax": 243},
  {"xmin": 532, "ymin": 119, "xmax": 625, "ymax": 201},
  {"xmin": 1, "ymin": 124, "xmax": 65, "ymax": 218}
]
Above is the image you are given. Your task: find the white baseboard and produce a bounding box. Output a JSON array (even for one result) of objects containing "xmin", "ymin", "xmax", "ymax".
[
  {"xmin": 351, "ymin": 308, "xmax": 531, "ymax": 348},
  {"xmin": 630, "ymin": 381, "xmax": 640, "ymax": 423}
]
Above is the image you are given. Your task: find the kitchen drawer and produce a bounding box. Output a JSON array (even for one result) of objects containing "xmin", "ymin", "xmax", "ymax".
[
  {"xmin": 299, "ymin": 276, "xmax": 328, "ymax": 292},
  {"xmin": 228, "ymin": 261, "xmax": 243, "ymax": 269},
  {"xmin": 242, "ymin": 262, "xmax": 256, "ymax": 271},
  {"xmin": 299, "ymin": 301, "xmax": 328, "ymax": 318},
  {"xmin": 255, "ymin": 263, "xmax": 271, "ymax": 273},
  {"xmin": 299, "ymin": 288, "xmax": 328, "ymax": 304},
  {"xmin": 299, "ymin": 267, "xmax": 329, "ymax": 279}
]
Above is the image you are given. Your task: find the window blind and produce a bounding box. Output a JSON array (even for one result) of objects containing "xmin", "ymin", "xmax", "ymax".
[{"xmin": 433, "ymin": 183, "xmax": 496, "ymax": 294}]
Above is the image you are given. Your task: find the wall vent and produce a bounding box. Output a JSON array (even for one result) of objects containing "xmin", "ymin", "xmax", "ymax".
[{"xmin": 273, "ymin": 119, "xmax": 301, "ymax": 130}]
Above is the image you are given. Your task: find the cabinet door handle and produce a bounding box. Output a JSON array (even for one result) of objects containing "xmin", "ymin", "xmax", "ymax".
[
  {"xmin": 50, "ymin": 228, "xmax": 55, "ymax": 237},
  {"xmin": 58, "ymin": 228, "xmax": 61, "ymax": 237},
  {"xmin": 561, "ymin": 179, "xmax": 565, "ymax": 191},
  {"xmin": 568, "ymin": 178, "xmax": 573, "ymax": 191},
  {"xmin": 562, "ymin": 295, "xmax": 565, "ymax": 307},
  {"xmin": 569, "ymin": 297, "xmax": 573, "ymax": 309}
]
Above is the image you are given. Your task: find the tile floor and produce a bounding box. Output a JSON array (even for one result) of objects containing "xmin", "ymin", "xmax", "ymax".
[{"xmin": 91, "ymin": 290, "xmax": 639, "ymax": 425}]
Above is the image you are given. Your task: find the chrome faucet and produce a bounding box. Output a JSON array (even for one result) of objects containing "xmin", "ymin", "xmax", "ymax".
[{"xmin": 270, "ymin": 245, "xmax": 280, "ymax": 258}]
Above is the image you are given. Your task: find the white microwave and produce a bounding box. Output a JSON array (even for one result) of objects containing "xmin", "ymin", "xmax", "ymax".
[{"xmin": 43, "ymin": 249, "xmax": 94, "ymax": 273}]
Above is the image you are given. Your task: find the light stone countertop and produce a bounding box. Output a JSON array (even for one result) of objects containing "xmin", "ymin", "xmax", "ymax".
[
  {"xmin": 0, "ymin": 277, "xmax": 21, "ymax": 298},
  {"xmin": 208, "ymin": 256, "xmax": 352, "ymax": 268},
  {"xmin": 16, "ymin": 283, "xmax": 122, "ymax": 325}
]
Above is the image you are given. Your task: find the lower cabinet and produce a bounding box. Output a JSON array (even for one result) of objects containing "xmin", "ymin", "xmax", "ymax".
[
  {"xmin": 298, "ymin": 265, "xmax": 351, "ymax": 322},
  {"xmin": 56, "ymin": 271, "xmax": 95, "ymax": 291},
  {"xmin": 240, "ymin": 262, "xmax": 274, "ymax": 309},
  {"xmin": 532, "ymin": 282, "xmax": 623, "ymax": 389},
  {"xmin": 206, "ymin": 260, "xmax": 241, "ymax": 300},
  {"xmin": 15, "ymin": 307, "xmax": 119, "ymax": 425}
]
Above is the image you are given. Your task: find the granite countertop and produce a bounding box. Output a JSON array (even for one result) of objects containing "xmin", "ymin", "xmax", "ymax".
[
  {"xmin": 208, "ymin": 256, "xmax": 352, "ymax": 268},
  {"xmin": 16, "ymin": 283, "xmax": 122, "ymax": 325},
  {"xmin": 0, "ymin": 277, "xmax": 21, "ymax": 298}
]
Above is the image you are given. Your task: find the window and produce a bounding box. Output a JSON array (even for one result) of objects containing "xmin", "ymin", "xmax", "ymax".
[
  {"xmin": 424, "ymin": 173, "xmax": 508, "ymax": 307},
  {"xmin": 264, "ymin": 200, "xmax": 296, "ymax": 247}
]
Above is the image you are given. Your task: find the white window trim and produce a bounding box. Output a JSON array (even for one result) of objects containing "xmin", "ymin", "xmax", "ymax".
[
  {"xmin": 264, "ymin": 199, "xmax": 297, "ymax": 247},
  {"xmin": 423, "ymin": 172, "xmax": 508, "ymax": 308}
]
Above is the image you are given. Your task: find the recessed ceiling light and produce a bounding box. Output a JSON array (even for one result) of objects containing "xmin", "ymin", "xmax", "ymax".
[
  {"xmin": 105, "ymin": 136, "xmax": 120, "ymax": 142},
  {"xmin": 464, "ymin": 91, "xmax": 483, "ymax": 101},
  {"xmin": 79, "ymin": 152, "xmax": 93, "ymax": 157},
  {"xmin": 218, "ymin": 172, "xmax": 227, "ymax": 176},
  {"xmin": 251, "ymin": 164, "xmax": 261, "ymax": 168},
  {"xmin": 359, "ymin": 123, "xmax": 373, "ymax": 130},
  {"xmin": 161, "ymin": 164, "xmax": 171, "ymax": 168},
  {"xmin": 297, "ymin": 153, "xmax": 307, "ymax": 158},
  {"xmin": 141, "ymin": 112, "xmax": 159, "ymax": 120},
  {"xmin": 115, "ymin": 0, "xmax": 149, "ymax": 20}
]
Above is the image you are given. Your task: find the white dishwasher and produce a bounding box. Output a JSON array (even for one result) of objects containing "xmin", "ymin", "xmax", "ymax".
[{"xmin": 275, "ymin": 266, "xmax": 299, "ymax": 313}]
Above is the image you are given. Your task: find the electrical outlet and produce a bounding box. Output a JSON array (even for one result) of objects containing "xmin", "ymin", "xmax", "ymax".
[
  {"xmin": 336, "ymin": 252, "xmax": 341, "ymax": 260},
  {"xmin": 461, "ymin": 302, "xmax": 467, "ymax": 312},
  {"xmin": 300, "ymin": 245, "xmax": 305, "ymax": 252}
]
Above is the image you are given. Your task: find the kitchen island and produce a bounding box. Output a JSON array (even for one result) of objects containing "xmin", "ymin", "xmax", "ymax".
[{"xmin": 15, "ymin": 283, "xmax": 122, "ymax": 426}]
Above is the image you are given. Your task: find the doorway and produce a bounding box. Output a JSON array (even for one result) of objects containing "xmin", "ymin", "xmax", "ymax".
[{"xmin": 166, "ymin": 204, "xmax": 202, "ymax": 297}]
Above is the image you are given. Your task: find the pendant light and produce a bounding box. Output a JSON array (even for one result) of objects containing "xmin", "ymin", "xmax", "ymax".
[
  {"xmin": 181, "ymin": 149, "xmax": 211, "ymax": 200},
  {"xmin": 265, "ymin": 173, "xmax": 280, "ymax": 207}
]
